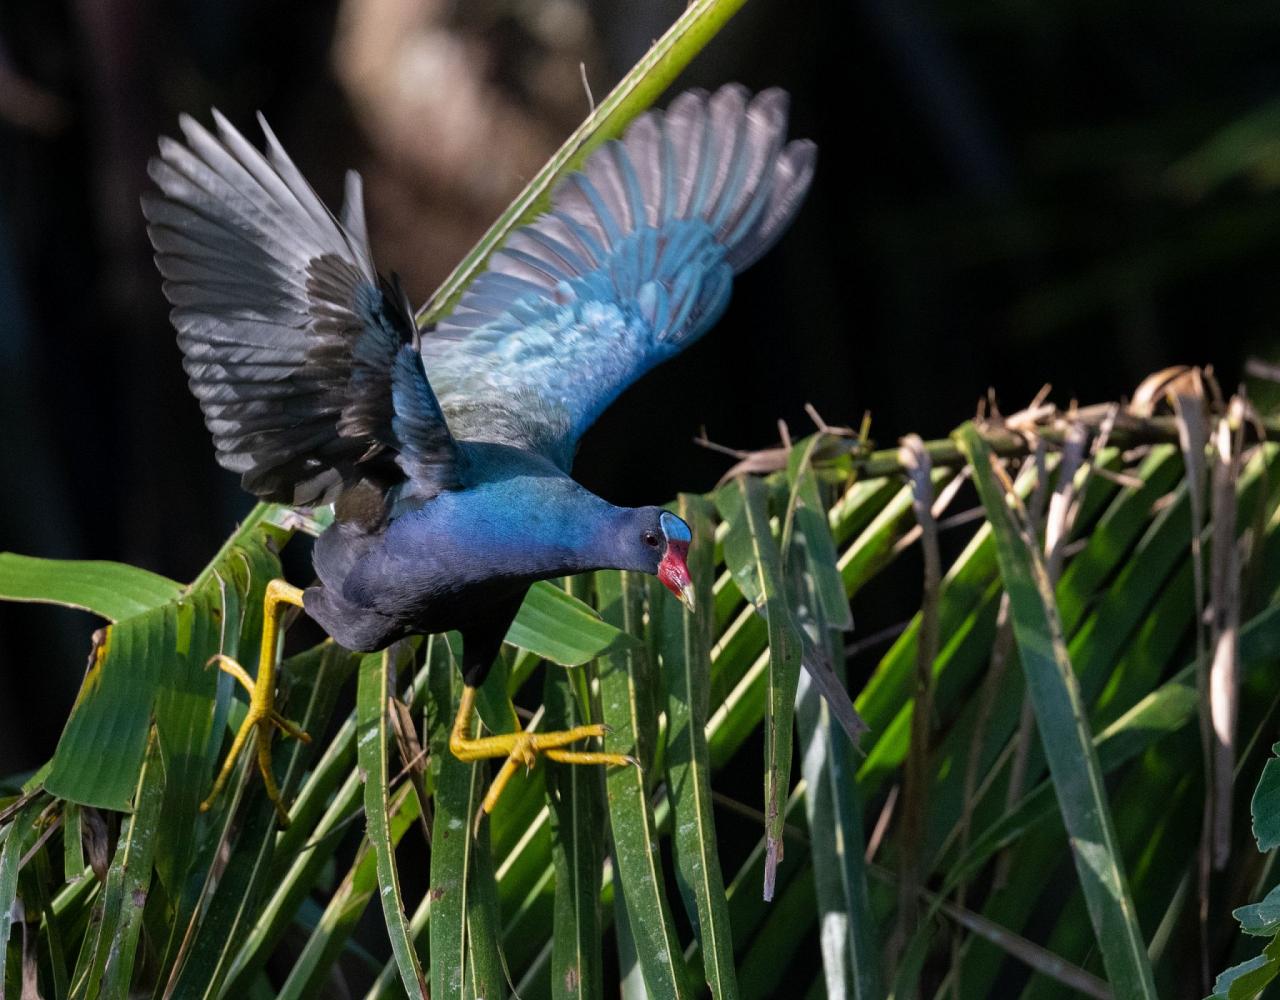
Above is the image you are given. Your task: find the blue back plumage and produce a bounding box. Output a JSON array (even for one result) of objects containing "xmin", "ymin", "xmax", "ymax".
[{"xmin": 423, "ymin": 84, "xmax": 816, "ymax": 470}]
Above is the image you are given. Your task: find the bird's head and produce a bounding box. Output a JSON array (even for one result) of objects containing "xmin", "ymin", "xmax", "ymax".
[{"xmin": 620, "ymin": 507, "xmax": 695, "ymax": 611}]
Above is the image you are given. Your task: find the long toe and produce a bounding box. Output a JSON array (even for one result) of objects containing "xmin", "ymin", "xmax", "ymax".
[
  {"xmin": 256, "ymin": 723, "xmax": 293, "ymax": 827},
  {"xmin": 472, "ymin": 726, "xmax": 636, "ymax": 824},
  {"xmin": 270, "ymin": 711, "xmax": 311, "ymax": 743}
]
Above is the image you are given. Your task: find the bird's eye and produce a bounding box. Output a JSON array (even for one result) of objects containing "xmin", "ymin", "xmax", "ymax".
[{"xmin": 643, "ymin": 531, "xmax": 660, "ymax": 548}]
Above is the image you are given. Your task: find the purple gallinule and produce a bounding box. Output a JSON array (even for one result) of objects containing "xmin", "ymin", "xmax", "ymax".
[{"xmin": 142, "ymin": 84, "xmax": 815, "ymax": 822}]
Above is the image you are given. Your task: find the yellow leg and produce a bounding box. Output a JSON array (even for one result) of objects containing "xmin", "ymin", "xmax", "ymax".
[
  {"xmin": 201, "ymin": 579, "xmax": 311, "ymax": 825},
  {"xmin": 449, "ymin": 685, "xmax": 636, "ymax": 819}
]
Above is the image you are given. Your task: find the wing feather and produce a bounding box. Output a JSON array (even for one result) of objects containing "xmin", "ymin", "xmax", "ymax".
[
  {"xmin": 424, "ymin": 86, "xmax": 813, "ymax": 467},
  {"xmin": 145, "ymin": 112, "xmax": 460, "ymax": 505},
  {"xmin": 424, "ymin": 85, "xmax": 815, "ymax": 467}
]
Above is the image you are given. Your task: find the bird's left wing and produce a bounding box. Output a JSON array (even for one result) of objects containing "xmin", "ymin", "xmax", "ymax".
[
  {"xmin": 143, "ymin": 112, "xmax": 461, "ymax": 506},
  {"xmin": 424, "ymin": 85, "xmax": 816, "ymax": 470}
]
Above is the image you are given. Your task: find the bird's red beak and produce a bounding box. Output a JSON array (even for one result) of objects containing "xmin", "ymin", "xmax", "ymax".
[
  {"xmin": 657, "ymin": 511, "xmax": 695, "ymax": 611},
  {"xmin": 658, "ymin": 539, "xmax": 695, "ymax": 611}
]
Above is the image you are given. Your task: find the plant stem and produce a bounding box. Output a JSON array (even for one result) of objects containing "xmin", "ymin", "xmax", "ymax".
[{"xmin": 414, "ymin": 0, "xmax": 751, "ymax": 327}]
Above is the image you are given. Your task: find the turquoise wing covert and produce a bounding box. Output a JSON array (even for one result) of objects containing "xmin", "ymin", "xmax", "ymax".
[{"xmin": 423, "ymin": 84, "xmax": 817, "ymax": 471}]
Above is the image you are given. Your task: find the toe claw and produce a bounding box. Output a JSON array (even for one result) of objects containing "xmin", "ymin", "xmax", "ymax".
[
  {"xmin": 207, "ymin": 654, "xmax": 256, "ymax": 694},
  {"xmin": 263, "ymin": 788, "xmax": 292, "ymax": 827}
]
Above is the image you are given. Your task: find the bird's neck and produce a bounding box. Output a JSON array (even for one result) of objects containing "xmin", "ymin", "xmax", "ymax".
[
  {"xmin": 534, "ymin": 496, "xmax": 636, "ymax": 577},
  {"xmin": 439, "ymin": 473, "xmax": 629, "ymax": 580}
]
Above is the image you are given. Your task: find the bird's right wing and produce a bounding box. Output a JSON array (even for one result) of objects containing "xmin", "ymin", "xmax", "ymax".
[
  {"xmin": 143, "ymin": 112, "xmax": 461, "ymax": 506},
  {"xmin": 422, "ymin": 85, "xmax": 816, "ymax": 470}
]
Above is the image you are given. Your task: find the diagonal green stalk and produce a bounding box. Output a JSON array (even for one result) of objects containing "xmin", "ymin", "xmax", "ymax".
[
  {"xmin": 414, "ymin": 0, "xmax": 750, "ymax": 327},
  {"xmin": 276, "ymin": 787, "xmax": 421, "ymax": 1000},
  {"xmin": 160, "ymin": 642, "xmax": 352, "ymax": 1000}
]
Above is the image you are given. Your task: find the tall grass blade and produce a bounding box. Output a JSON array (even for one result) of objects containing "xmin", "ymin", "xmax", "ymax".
[
  {"xmin": 786, "ymin": 447, "xmax": 866, "ymax": 744},
  {"xmin": 0, "ymin": 796, "xmax": 45, "ymax": 996},
  {"xmin": 796, "ymin": 663, "xmax": 881, "ymax": 1000},
  {"xmin": 896, "ymin": 435, "xmax": 941, "ymax": 960},
  {"xmin": 660, "ymin": 494, "xmax": 739, "ymax": 999},
  {"xmin": 957, "ymin": 422, "xmax": 1158, "ymax": 998},
  {"xmin": 98, "ymin": 733, "xmax": 165, "ymax": 1000},
  {"xmin": 716, "ymin": 476, "xmax": 803, "ymax": 900},
  {"xmin": 357, "ymin": 647, "xmax": 428, "ymax": 998},
  {"xmin": 427, "ymin": 635, "xmax": 491, "ymax": 1000},
  {"xmin": 463, "ymin": 828, "xmax": 506, "ymax": 1000},
  {"xmin": 416, "ymin": 635, "xmax": 505, "ymax": 1000},
  {"xmin": 613, "ymin": 882, "xmax": 649, "ymax": 1000},
  {"xmin": 598, "ymin": 571, "xmax": 691, "ymax": 998},
  {"xmin": 545, "ymin": 669, "xmax": 605, "ymax": 1000},
  {"xmin": 786, "ymin": 454, "xmax": 879, "ymax": 999},
  {"xmin": 1208, "ymin": 402, "xmax": 1246, "ymax": 867}
]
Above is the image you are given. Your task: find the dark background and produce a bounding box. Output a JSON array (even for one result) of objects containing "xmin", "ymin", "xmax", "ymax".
[{"xmin": 1, "ymin": 0, "xmax": 1275, "ymax": 782}]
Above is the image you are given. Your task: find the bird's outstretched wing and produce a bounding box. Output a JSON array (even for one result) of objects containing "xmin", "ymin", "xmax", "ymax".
[
  {"xmin": 423, "ymin": 85, "xmax": 816, "ymax": 470},
  {"xmin": 143, "ymin": 113, "xmax": 461, "ymax": 507}
]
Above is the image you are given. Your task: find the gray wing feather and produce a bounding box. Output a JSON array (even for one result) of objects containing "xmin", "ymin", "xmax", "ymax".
[{"xmin": 144, "ymin": 112, "xmax": 458, "ymax": 504}]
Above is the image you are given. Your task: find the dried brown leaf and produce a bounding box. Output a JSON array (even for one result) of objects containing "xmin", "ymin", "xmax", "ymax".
[{"xmin": 1130, "ymin": 365, "xmax": 1202, "ymax": 417}]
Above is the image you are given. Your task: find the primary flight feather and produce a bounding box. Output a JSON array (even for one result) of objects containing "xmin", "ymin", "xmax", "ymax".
[{"xmin": 143, "ymin": 84, "xmax": 815, "ymax": 819}]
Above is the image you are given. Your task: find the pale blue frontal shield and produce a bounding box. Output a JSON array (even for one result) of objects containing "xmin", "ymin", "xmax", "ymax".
[{"xmin": 660, "ymin": 511, "xmax": 692, "ymax": 543}]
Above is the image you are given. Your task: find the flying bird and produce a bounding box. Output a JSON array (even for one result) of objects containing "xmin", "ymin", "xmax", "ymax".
[{"xmin": 142, "ymin": 84, "xmax": 816, "ymax": 822}]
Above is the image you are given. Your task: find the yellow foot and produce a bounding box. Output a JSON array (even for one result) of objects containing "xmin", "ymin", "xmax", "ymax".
[
  {"xmin": 200, "ymin": 579, "xmax": 310, "ymax": 826},
  {"xmin": 448, "ymin": 686, "xmax": 636, "ymax": 821}
]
